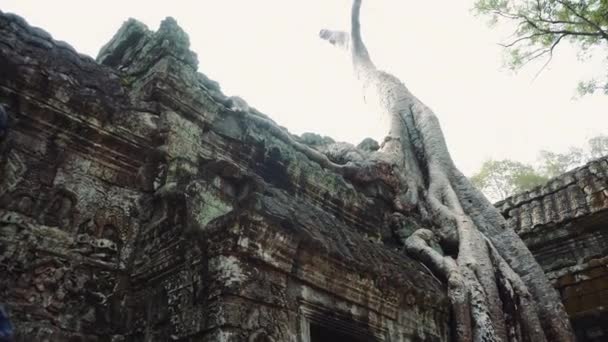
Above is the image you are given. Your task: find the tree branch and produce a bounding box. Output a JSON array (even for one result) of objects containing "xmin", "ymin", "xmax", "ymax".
[
  {"xmin": 493, "ymin": 8, "xmax": 605, "ymax": 39},
  {"xmin": 500, "ymin": 32, "xmax": 548, "ymax": 47},
  {"xmin": 521, "ymin": 14, "xmax": 603, "ymax": 38},
  {"xmin": 555, "ymin": 0, "xmax": 608, "ymax": 40},
  {"xmin": 533, "ymin": 33, "xmax": 567, "ymax": 79}
]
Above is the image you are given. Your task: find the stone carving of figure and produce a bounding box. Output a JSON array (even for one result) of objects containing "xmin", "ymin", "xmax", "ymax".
[
  {"xmin": 41, "ymin": 190, "xmax": 76, "ymax": 229},
  {"xmin": 94, "ymin": 206, "xmax": 130, "ymax": 243}
]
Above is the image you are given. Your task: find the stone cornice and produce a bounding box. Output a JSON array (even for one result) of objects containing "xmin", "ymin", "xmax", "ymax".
[{"xmin": 496, "ymin": 156, "xmax": 608, "ymax": 236}]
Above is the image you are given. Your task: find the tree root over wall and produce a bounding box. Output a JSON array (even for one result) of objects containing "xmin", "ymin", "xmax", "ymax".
[{"xmin": 315, "ymin": 1, "xmax": 575, "ymax": 341}]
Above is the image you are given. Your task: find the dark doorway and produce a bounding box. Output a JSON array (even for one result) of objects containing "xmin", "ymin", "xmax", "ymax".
[{"xmin": 310, "ymin": 323, "xmax": 372, "ymax": 342}]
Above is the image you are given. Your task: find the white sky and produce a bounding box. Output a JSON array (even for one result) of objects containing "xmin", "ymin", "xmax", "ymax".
[{"xmin": 2, "ymin": 0, "xmax": 607, "ymax": 175}]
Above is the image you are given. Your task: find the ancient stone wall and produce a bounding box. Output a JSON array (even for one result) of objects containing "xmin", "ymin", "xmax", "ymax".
[
  {"xmin": 497, "ymin": 157, "xmax": 608, "ymax": 342},
  {"xmin": 0, "ymin": 12, "xmax": 449, "ymax": 341}
]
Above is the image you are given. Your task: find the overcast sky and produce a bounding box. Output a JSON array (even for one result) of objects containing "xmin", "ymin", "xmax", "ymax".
[{"xmin": 2, "ymin": 0, "xmax": 607, "ymax": 175}]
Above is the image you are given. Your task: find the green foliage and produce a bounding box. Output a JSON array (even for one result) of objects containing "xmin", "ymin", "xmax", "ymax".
[
  {"xmin": 474, "ymin": 0, "xmax": 608, "ymax": 95},
  {"xmin": 537, "ymin": 147, "xmax": 585, "ymax": 178},
  {"xmin": 471, "ymin": 134, "xmax": 608, "ymax": 201},
  {"xmin": 589, "ymin": 134, "xmax": 608, "ymax": 157},
  {"xmin": 471, "ymin": 160, "xmax": 549, "ymax": 201}
]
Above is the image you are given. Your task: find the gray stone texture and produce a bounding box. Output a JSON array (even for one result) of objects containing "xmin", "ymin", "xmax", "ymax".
[
  {"xmin": 0, "ymin": 12, "xmax": 449, "ymax": 341},
  {"xmin": 2, "ymin": 9, "xmax": 605, "ymax": 342},
  {"xmin": 497, "ymin": 157, "xmax": 608, "ymax": 342}
]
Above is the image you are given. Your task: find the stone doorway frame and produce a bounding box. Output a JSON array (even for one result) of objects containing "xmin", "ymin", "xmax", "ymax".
[{"xmin": 297, "ymin": 300, "xmax": 386, "ymax": 342}]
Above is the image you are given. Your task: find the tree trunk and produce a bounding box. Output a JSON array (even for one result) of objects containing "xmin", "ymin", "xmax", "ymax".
[{"xmin": 320, "ymin": 1, "xmax": 575, "ymax": 341}]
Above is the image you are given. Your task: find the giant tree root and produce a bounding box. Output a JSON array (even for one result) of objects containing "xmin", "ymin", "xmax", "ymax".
[
  {"xmin": 316, "ymin": 1, "xmax": 575, "ymax": 340},
  {"xmin": 397, "ymin": 95, "xmax": 574, "ymax": 341},
  {"xmin": 405, "ymin": 219, "xmax": 548, "ymax": 342}
]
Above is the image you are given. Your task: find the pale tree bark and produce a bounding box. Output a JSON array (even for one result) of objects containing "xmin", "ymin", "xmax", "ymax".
[{"xmin": 320, "ymin": 1, "xmax": 575, "ymax": 341}]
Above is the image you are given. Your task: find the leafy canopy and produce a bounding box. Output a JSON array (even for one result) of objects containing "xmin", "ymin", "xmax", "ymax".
[
  {"xmin": 471, "ymin": 160, "xmax": 549, "ymax": 201},
  {"xmin": 474, "ymin": 0, "xmax": 608, "ymax": 95},
  {"xmin": 471, "ymin": 134, "xmax": 608, "ymax": 201}
]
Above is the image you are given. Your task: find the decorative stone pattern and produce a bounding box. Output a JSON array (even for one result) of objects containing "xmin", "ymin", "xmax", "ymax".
[
  {"xmin": 0, "ymin": 12, "xmax": 449, "ymax": 341},
  {"xmin": 497, "ymin": 157, "xmax": 608, "ymax": 342}
]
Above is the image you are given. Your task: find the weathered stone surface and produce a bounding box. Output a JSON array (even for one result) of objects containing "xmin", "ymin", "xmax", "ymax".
[
  {"xmin": 0, "ymin": 12, "xmax": 449, "ymax": 341},
  {"xmin": 357, "ymin": 138, "xmax": 380, "ymax": 152},
  {"xmin": 498, "ymin": 156, "xmax": 608, "ymax": 342}
]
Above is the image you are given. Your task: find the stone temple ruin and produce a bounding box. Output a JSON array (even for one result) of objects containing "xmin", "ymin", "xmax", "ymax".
[{"xmin": 0, "ymin": 11, "xmax": 606, "ymax": 342}]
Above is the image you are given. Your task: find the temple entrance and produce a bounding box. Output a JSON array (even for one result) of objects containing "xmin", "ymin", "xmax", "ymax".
[{"xmin": 309, "ymin": 322, "xmax": 371, "ymax": 342}]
